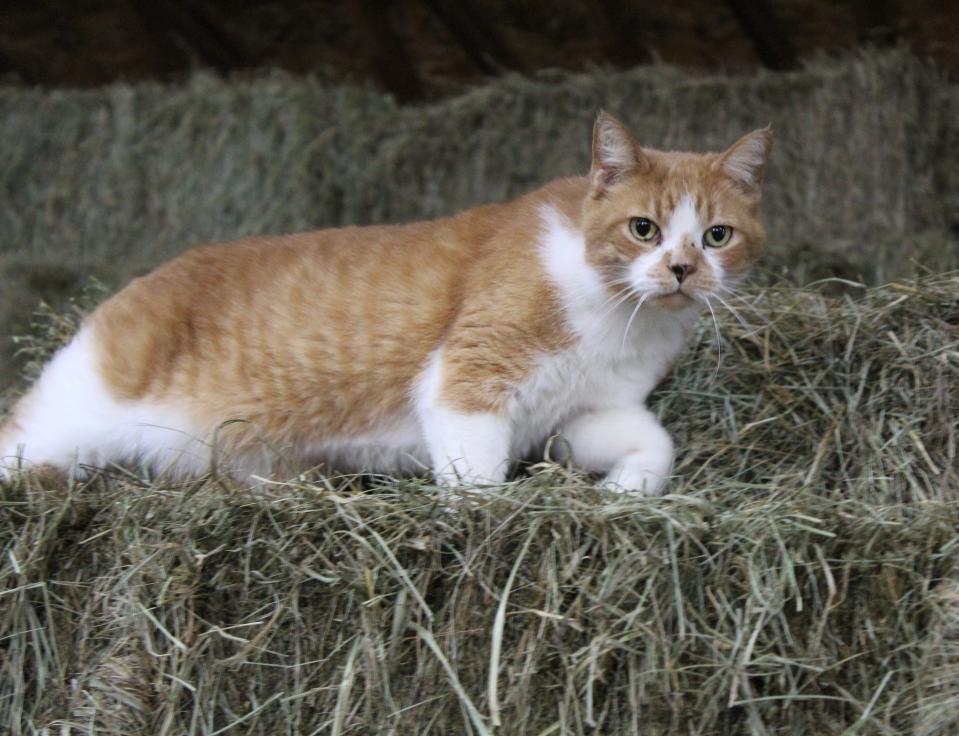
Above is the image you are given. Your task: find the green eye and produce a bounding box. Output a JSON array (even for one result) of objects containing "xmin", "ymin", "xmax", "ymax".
[
  {"xmin": 704, "ymin": 225, "xmax": 733, "ymax": 247},
  {"xmin": 629, "ymin": 217, "xmax": 660, "ymax": 242}
]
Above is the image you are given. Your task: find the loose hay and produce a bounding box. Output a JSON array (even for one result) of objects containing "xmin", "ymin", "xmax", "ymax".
[{"xmin": 2, "ymin": 274, "xmax": 957, "ymax": 734}]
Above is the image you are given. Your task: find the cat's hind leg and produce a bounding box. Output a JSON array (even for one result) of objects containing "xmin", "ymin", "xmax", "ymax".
[
  {"xmin": 0, "ymin": 327, "xmax": 210, "ymax": 479},
  {"xmin": 559, "ymin": 406, "xmax": 674, "ymax": 496}
]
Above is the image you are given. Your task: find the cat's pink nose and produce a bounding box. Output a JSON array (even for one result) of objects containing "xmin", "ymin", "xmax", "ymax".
[{"xmin": 670, "ymin": 263, "xmax": 695, "ymax": 283}]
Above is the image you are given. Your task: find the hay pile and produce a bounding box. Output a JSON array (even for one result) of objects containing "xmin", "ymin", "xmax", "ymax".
[{"xmin": 2, "ymin": 272, "xmax": 957, "ymax": 734}]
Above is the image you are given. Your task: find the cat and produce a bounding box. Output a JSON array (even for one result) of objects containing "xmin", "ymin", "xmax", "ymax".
[{"xmin": 0, "ymin": 112, "xmax": 771, "ymax": 495}]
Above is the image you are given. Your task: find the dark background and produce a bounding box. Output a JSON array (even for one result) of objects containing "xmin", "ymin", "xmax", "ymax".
[{"xmin": 1, "ymin": 0, "xmax": 956, "ymax": 99}]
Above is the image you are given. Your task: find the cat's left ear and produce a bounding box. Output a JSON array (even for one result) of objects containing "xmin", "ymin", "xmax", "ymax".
[{"xmin": 717, "ymin": 127, "xmax": 773, "ymax": 199}]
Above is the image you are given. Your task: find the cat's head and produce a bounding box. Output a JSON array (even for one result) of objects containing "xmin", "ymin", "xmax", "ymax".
[{"xmin": 581, "ymin": 112, "xmax": 772, "ymax": 311}]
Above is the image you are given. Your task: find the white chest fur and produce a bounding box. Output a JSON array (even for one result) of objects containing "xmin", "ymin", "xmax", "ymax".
[
  {"xmin": 507, "ymin": 304, "xmax": 693, "ymax": 456},
  {"xmin": 515, "ymin": 205, "xmax": 698, "ymax": 441}
]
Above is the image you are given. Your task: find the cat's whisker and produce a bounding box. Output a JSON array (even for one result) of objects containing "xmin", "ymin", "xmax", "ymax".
[
  {"xmin": 620, "ymin": 292, "xmax": 651, "ymax": 350},
  {"xmin": 713, "ymin": 292, "xmax": 758, "ymax": 336},
  {"xmin": 579, "ymin": 276, "xmax": 636, "ymax": 317},
  {"xmin": 562, "ymin": 276, "xmax": 631, "ymax": 307},
  {"xmin": 717, "ymin": 284, "xmax": 765, "ymax": 313},
  {"xmin": 590, "ymin": 289, "xmax": 639, "ymax": 338},
  {"xmin": 596, "ymin": 285, "xmax": 636, "ymax": 321},
  {"xmin": 716, "ymin": 286, "xmax": 750, "ymax": 310},
  {"xmin": 701, "ymin": 295, "xmax": 723, "ymax": 384},
  {"xmin": 562, "ymin": 276, "xmax": 643, "ymax": 338}
]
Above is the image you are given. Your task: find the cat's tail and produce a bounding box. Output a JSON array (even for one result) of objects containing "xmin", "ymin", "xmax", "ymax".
[
  {"xmin": 0, "ymin": 329, "xmax": 100, "ymax": 479},
  {"xmin": 1, "ymin": 325, "xmax": 217, "ymax": 482},
  {"xmin": 0, "ymin": 326, "xmax": 142, "ymax": 477}
]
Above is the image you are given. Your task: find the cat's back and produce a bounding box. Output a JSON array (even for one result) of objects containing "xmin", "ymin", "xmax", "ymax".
[
  {"xmin": 88, "ymin": 181, "xmax": 577, "ymax": 400},
  {"xmin": 89, "ymin": 220, "xmax": 471, "ymax": 410}
]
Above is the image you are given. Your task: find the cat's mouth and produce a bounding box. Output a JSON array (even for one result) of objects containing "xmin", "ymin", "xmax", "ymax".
[{"xmin": 650, "ymin": 288, "xmax": 694, "ymax": 310}]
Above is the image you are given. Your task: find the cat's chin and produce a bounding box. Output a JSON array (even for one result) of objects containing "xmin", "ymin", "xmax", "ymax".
[{"xmin": 650, "ymin": 291, "xmax": 695, "ymax": 311}]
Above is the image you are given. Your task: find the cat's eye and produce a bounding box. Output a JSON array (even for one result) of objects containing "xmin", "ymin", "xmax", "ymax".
[
  {"xmin": 703, "ymin": 225, "xmax": 733, "ymax": 247},
  {"xmin": 629, "ymin": 217, "xmax": 660, "ymax": 242}
]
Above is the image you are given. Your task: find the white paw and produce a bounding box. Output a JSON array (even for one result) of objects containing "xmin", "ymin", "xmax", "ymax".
[
  {"xmin": 419, "ymin": 402, "xmax": 511, "ymax": 493},
  {"xmin": 433, "ymin": 461, "xmax": 508, "ymax": 494},
  {"xmin": 559, "ymin": 406, "xmax": 674, "ymax": 497},
  {"xmin": 602, "ymin": 463, "xmax": 669, "ymax": 497}
]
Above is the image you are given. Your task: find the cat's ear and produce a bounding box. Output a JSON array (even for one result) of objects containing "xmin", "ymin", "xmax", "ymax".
[
  {"xmin": 590, "ymin": 112, "xmax": 648, "ymax": 194},
  {"xmin": 717, "ymin": 127, "xmax": 773, "ymax": 198}
]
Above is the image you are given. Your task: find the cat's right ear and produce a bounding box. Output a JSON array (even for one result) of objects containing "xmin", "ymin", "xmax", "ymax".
[
  {"xmin": 590, "ymin": 112, "xmax": 647, "ymax": 195},
  {"xmin": 717, "ymin": 126, "xmax": 773, "ymax": 199}
]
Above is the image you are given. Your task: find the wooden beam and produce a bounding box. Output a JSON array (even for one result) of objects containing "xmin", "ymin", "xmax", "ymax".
[
  {"xmin": 421, "ymin": 0, "xmax": 525, "ymax": 75},
  {"xmin": 183, "ymin": 1, "xmax": 247, "ymax": 70},
  {"xmin": 855, "ymin": 0, "xmax": 899, "ymax": 45},
  {"xmin": 586, "ymin": 0, "xmax": 653, "ymax": 68},
  {"xmin": 724, "ymin": 0, "xmax": 798, "ymax": 71},
  {"xmin": 132, "ymin": 0, "xmax": 246, "ymax": 74},
  {"xmin": 131, "ymin": 0, "xmax": 191, "ymax": 76},
  {"xmin": 353, "ymin": 0, "xmax": 425, "ymax": 103}
]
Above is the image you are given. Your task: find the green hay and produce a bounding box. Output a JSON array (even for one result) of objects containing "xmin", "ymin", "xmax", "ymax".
[
  {"xmin": 2, "ymin": 274, "xmax": 957, "ymax": 734},
  {"xmin": 1, "ymin": 49, "xmax": 955, "ymax": 267}
]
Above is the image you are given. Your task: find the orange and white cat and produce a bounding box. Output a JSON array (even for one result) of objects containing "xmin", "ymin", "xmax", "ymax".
[{"xmin": 0, "ymin": 113, "xmax": 771, "ymax": 495}]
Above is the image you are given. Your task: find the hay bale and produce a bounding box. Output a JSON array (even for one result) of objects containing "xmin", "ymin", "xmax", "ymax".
[
  {"xmin": 1, "ymin": 49, "xmax": 955, "ymax": 266},
  {"xmin": 2, "ymin": 274, "xmax": 956, "ymax": 734}
]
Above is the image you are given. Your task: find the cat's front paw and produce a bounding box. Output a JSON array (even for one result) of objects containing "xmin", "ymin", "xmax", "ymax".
[{"xmin": 602, "ymin": 460, "xmax": 670, "ymax": 497}]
